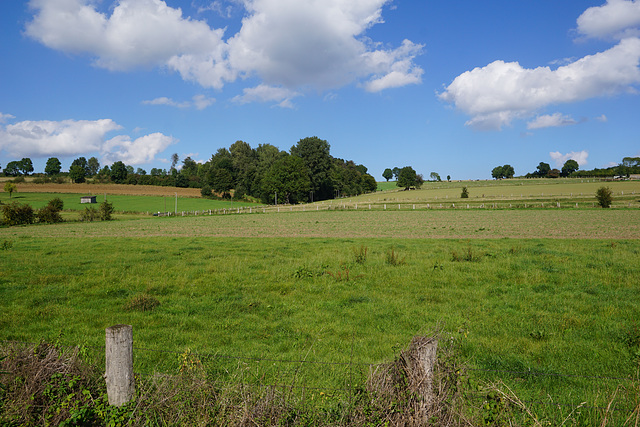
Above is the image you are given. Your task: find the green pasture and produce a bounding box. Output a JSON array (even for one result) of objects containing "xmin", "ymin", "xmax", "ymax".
[
  {"xmin": 0, "ymin": 192, "xmax": 257, "ymax": 214},
  {"xmin": 1, "ymin": 232, "xmax": 639, "ymax": 422},
  {"xmin": 371, "ymin": 178, "xmax": 640, "ymax": 206}
]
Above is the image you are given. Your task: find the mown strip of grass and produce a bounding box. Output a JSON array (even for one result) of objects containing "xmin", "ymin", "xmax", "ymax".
[
  {"xmin": 1, "ymin": 236, "xmax": 638, "ymax": 422},
  {"xmin": 0, "ymin": 192, "xmax": 257, "ymax": 213}
]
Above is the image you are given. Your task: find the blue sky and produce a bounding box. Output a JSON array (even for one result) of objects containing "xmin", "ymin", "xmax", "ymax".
[{"xmin": 1, "ymin": 0, "xmax": 639, "ymax": 180}]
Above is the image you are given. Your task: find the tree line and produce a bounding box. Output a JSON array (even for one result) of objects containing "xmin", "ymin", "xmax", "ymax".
[
  {"xmin": 489, "ymin": 157, "xmax": 640, "ymax": 179},
  {"xmin": 1, "ymin": 137, "xmax": 377, "ymax": 205}
]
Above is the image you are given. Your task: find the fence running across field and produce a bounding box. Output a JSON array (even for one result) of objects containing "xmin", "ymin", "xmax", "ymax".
[
  {"xmin": 153, "ymin": 194, "xmax": 639, "ymax": 218},
  {"xmin": 2, "ymin": 328, "xmax": 638, "ymax": 418}
]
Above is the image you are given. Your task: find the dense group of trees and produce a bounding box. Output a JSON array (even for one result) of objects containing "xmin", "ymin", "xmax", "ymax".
[
  {"xmin": 491, "ymin": 164, "xmax": 515, "ymax": 179},
  {"xmin": 198, "ymin": 137, "xmax": 377, "ymax": 204},
  {"xmin": 1, "ymin": 137, "xmax": 376, "ymax": 205}
]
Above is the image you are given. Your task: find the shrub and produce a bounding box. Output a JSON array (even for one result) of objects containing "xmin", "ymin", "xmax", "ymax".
[
  {"xmin": 200, "ymin": 185, "xmax": 212, "ymax": 198},
  {"xmin": 48, "ymin": 197, "xmax": 64, "ymax": 211},
  {"xmin": 36, "ymin": 205, "xmax": 63, "ymax": 224},
  {"xmin": 12, "ymin": 176, "xmax": 25, "ymax": 183},
  {"xmin": 79, "ymin": 206, "xmax": 99, "ymax": 222},
  {"xmin": 1, "ymin": 202, "xmax": 35, "ymax": 226},
  {"xmin": 461, "ymin": 186, "xmax": 469, "ymax": 198},
  {"xmin": 99, "ymin": 201, "xmax": 115, "ymax": 221},
  {"xmin": 596, "ymin": 186, "xmax": 613, "ymax": 208}
]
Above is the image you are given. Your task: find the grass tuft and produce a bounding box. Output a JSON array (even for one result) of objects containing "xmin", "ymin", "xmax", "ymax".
[{"xmin": 124, "ymin": 294, "xmax": 160, "ymax": 312}]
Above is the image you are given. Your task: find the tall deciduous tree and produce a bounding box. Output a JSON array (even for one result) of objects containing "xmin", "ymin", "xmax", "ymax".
[
  {"xmin": 45, "ymin": 157, "xmax": 62, "ymax": 176},
  {"xmin": 382, "ymin": 168, "xmax": 393, "ymax": 181},
  {"xmin": 3, "ymin": 161, "xmax": 20, "ymax": 177},
  {"xmin": 69, "ymin": 157, "xmax": 89, "ymax": 183},
  {"xmin": 536, "ymin": 162, "xmax": 551, "ymax": 177},
  {"xmin": 110, "ymin": 161, "xmax": 128, "ymax": 183},
  {"xmin": 398, "ymin": 166, "xmax": 420, "ymax": 190},
  {"xmin": 87, "ymin": 157, "xmax": 100, "ymax": 176},
  {"xmin": 261, "ymin": 155, "xmax": 311, "ymax": 204},
  {"xmin": 491, "ymin": 166, "xmax": 504, "ymax": 180},
  {"xmin": 561, "ymin": 159, "xmax": 579, "ymax": 177},
  {"xmin": 290, "ymin": 136, "xmax": 333, "ymax": 200},
  {"xmin": 19, "ymin": 158, "xmax": 34, "ymax": 176}
]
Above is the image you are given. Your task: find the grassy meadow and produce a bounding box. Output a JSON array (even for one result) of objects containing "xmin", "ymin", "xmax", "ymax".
[{"xmin": 1, "ymin": 179, "xmax": 640, "ymax": 424}]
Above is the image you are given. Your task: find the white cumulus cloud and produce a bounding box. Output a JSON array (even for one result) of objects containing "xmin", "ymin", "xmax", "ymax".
[
  {"xmin": 26, "ymin": 0, "xmax": 423, "ymax": 95},
  {"xmin": 102, "ymin": 132, "xmax": 177, "ymax": 165},
  {"xmin": 549, "ymin": 150, "xmax": 589, "ymax": 167},
  {"xmin": 527, "ymin": 113, "xmax": 577, "ymax": 129},
  {"xmin": 0, "ymin": 118, "xmax": 122, "ymax": 157},
  {"xmin": 0, "ymin": 117, "xmax": 175, "ymax": 165},
  {"xmin": 577, "ymin": 0, "xmax": 640, "ymax": 40},
  {"xmin": 438, "ymin": 38, "xmax": 640, "ymax": 130}
]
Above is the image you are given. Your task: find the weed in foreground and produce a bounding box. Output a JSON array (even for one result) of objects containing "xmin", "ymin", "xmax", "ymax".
[
  {"xmin": 1, "ymin": 239, "xmax": 13, "ymax": 250},
  {"xmin": 326, "ymin": 265, "xmax": 364, "ymax": 282},
  {"xmin": 386, "ymin": 247, "xmax": 406, "ymax": 266},
  {"xmin": 352, "ymin": 245, "xmax": 368, "ymax": 264},
  {"xmin": 451, "ymin": 247, "xmax": 483, "ymax": 262}
]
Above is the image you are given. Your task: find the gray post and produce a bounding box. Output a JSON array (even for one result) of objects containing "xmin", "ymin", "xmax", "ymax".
[
  {"xmin": 405, "ymin": 336, "xmax": 438, "ymax": 422},
  {"xmin": 105, "ymin": 325, "xmax": 134, "ymax": 406}
]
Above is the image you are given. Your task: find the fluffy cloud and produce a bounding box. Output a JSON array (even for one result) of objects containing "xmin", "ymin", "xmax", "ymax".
[
  {"xmin": 142, "ymin": 94, "xmax": 215, "ymax": 109},
  {"xmin": 550, "ymin": 150, "xmax": 589, "ymax": 167},
  {"xmin": 26, "ymin": 0, "xmax": 423, "ymax": 95},
  {"xmin": 439, "ymin": 38, "xmax": 640, "ymax": 130},
  {"xmin": 527, "ymin": 113, "xmax": 577, "ymax": 130},
  {"xmin": 231, "ymin": 84, "xmax": 301, "ymax": 108},
  {"xmin": 0, "ymin": 117, "xmax": 174, "ymax": 165},
  {"xmin": 102, "ymin": 133, "xmax": 177, "ymax": 165},
  {"xmin": 577, "ymin": 0, "xmax": 640, "ymax": 40},
  {"xmin": 0, "ymin": 119, "xmax": 121, "ymax": 157}
]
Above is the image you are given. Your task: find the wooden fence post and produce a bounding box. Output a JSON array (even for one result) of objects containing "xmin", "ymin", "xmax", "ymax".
[
  {"xmin": 105, "ymin": 325, "xmax": 134, "ymax": 406},
  {"xmin": 406, "ymin": 336, "xmax": 438, "ymax": 422}
]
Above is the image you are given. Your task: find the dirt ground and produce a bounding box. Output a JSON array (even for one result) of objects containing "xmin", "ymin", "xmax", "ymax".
[{"xmin": 14, "ymin": 183, "xmax": 201, "ymax": 197}]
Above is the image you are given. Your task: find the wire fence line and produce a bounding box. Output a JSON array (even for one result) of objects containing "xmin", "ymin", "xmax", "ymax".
[{"xmin": 2, "ymin": 339, "xmax": 637, "ymax": 384}]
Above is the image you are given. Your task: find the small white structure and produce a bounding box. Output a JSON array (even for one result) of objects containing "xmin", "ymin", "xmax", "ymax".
[{"xmin": 81, "ymin": 196, "xmax": 97, "ymax": 204}]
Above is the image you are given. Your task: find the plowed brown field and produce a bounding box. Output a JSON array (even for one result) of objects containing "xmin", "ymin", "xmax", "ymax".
[{"xmin": 15, "ymin": 183, "xmax": 201, "ymax": 197}]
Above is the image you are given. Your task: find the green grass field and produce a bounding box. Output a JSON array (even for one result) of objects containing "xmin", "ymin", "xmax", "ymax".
[
  {"xmin": 1, "ymin": 180, "xmax": 640, "ymax": 424},
  {"xmin": 0, "ymin": 192, "xmax": 256, "ymax": 215}
]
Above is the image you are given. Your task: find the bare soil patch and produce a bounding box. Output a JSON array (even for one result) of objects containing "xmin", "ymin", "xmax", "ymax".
[{"xmin": 15, "ymin": 183, "xmax": 201, "ymax": 197}]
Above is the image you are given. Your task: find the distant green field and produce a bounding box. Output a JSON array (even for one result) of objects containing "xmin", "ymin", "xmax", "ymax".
[
  {"xmin": 0, "ymin": 192, "xmax": 256, "ymax": 214},
  {"xmin": 373, "ymin": 178, "xmax": 640, "ymax": 202}
]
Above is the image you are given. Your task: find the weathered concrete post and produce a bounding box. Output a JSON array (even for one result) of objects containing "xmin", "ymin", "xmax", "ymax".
[
  {"xmin": 406, "ymin": 336, "xmax": 438, "ymax": 421},
  {"xmin": 105, "ymin": 325, "xmax": 134, "ymax": 406}
]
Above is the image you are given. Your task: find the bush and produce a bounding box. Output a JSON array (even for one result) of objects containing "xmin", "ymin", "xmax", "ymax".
[
  {"xmin": 99, "ymin": 201, "xmax": 115, "ymax": 221},
  {"xmin": 461, "ymin": 186, "xmax": 469, "ymax": 198},
  {"xmin": 48, "ymin": 197, "xmax": 64, "ymax": 211},
  {"xmin": 36, "ymin": 205, "xmax": 63, "ymax": 224},
  {"xmin": 596, "ymin": 186, "xmax": 613, "ymax": 208},
  {"xmin": 79, "ymin": 207, "xmax": 99, "ymax": 222},
  {"xmin": 1, "ymin": 202, "xmax": 35, "ymax": 226},
  {"xmin": 200, "ymin": 185, "xmax": 212, "ymax": 198},
  {"xmin": 12, "ymin": 176, "xmax": 25, "ymax": 183}
]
